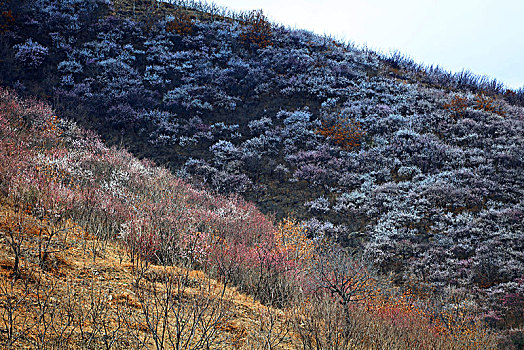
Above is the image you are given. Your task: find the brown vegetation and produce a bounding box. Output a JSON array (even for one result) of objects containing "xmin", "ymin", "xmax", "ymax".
[
  {"xmin": 166, "ymin": 9, "xmax": 194, "ymax": 35},
  {"xmin": 317, "ymin": 117, "xmax": 364, "ymax": 150},
  {"xmin": 0, "ymin": 9, "xmax": 14, "ymax": 33},
  {"xmin": 444, "ymin": 93, "xmax": 506, "ymax": 118},
  {"xmin": 240, "ymin": 10, "xmax": 272, "ymax": 49},
  {"xmin": 0, "ymin": 205, "xmax": 294, "ymax": 349}
]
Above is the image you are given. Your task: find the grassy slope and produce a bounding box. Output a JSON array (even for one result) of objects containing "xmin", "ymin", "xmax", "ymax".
[{"xmin": 0, "ymin": 204, "xmax": 294, "ymax": 349}]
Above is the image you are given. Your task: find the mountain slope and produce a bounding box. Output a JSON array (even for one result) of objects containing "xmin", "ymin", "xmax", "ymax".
[
  {"xmin": 0, "ymin": 0, "xmax": 523, "ymax": 346},
  {"xmin": 0, "ymin": 87, "xmax": 501, "ymax": 349}
]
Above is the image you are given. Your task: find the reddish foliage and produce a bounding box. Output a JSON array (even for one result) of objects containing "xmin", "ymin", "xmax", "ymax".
[
  {"xmin": 0, "ymin": 9, "xmax": 14, "ymax": 33},
  {"xmin": 474, "ymin": 93, "xmax": 505, "ymax": 117},
  {"xmin": 0, "ymin": 0, "xmax": 14, "ymax": 34},
  {"xmin": 443, "ymin": 95, "xmax": 469, "ymax": 118},
  {"xmin": 166, "ymin": 9, "xmax": 193, "ymax": 35},
  {"xmin": 0, "ymin": 87, "xmax": 314, "ymax": 301},
  {"xmin": 240, "ymin": 10, "xmax": 272, "ymax": 49},
  {"xmin": 444, "ymin": 94, "xmax": 505, "ymax": 118},
  {"xmin": 317, "ymin": 117, "xmax": 364, "ymax": 150}
]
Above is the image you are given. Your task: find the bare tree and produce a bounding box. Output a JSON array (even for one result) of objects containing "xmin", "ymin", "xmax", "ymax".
[
  {"xmin": 313, "ymin": 239, "xmax": 375, "ymax": 329},
  {"xmin": 291, "ymin": 291, "xmax": 352, "ymax": 350},
  {"xmin": 252, "ymin": 305, "xmax": 290, "ymax": 350},
  {"xmin": 131, "ymin": 261, "xmax": 231, "ymax": 350},
  {"xmin": 0, "ymin": 273, "xmax": 33, "ymax": 348},
  {"xmin": 30, "ymin": 276, "xmax": 77, "ymax": 350},
  {"xmin": 4, "ymin": 211, "xmax": 25, "ymax": 279}
]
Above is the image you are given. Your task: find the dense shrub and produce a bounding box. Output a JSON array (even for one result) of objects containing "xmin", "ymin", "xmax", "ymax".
[
  {"xmin": 0, "ymin": 5, "xmax": 15, "ymax": 33},
  {"xmin": 165, "ymin": 8, "xmax": 193, "ymax": 35},
  {"xmin": 240, "ymin": 9, "xmax": 272, "ymax": 49},
  {"xmin": 317, "ymin": 116, "xmax": 364, "ymax": 150},
  {"xmin": 13, "ymin": 39, "xmax": 48, "ymax": 68}
]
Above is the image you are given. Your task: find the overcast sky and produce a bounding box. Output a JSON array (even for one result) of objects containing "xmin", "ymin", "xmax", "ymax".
[{"xmin": 209, "ymin": 0, "xmax": 524, "ymax": 89}]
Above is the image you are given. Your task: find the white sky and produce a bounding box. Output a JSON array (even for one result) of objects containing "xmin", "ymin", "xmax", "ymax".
[{"xmin": 209, "ymin": 0, "xmax": 524, "ymax": 89}]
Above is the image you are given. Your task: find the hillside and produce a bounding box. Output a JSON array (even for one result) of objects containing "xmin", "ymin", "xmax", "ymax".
[
  {"xmin": 0, "ymin": 205, "xmax": 303, "ymax": 349},
  {"xmin": 0, "ymin": 87, "xmax": 501, "ymax": 349},
  {"xmin": 0, "ymin": 0, "xmax": 523, "ymax": 348}
]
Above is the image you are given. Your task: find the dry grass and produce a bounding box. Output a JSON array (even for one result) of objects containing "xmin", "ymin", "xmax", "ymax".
[
  {"xmin": 0, "ymin": 204, "xmax": 295, "ymax": 349},
  {"xmin": 0, "ymin": 203, "xmax": 498, "ymax": 349}
]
